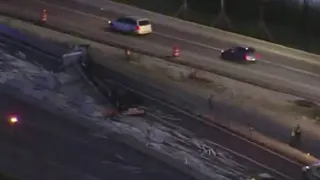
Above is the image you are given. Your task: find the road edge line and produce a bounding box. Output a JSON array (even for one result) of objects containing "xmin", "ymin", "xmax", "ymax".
[
  {"xmin": 0, "ymin": 40, "xmax": 216, "ymax": 180},
  {"xmin": 1, "ymin": 13, "xmax": 318, "ymax": 167},
  {"xmin": 52, "ymin": 0, "xmax": 320, "ymax": 64},
  {"xmin": 0, "ymin": 12, "xmax": 318, "ymax": 103}
]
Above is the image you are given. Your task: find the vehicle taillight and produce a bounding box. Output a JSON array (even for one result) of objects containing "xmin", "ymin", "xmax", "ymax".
[
  {"xmin": 245, "ymin": 55, "xmax": 249, "ymax": 60},
  {"xmin": 136, "ymin": 26, "xmax": 140, "ymax": 31}
]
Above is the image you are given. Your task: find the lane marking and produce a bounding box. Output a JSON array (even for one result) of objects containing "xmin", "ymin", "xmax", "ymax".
[
  {"xmin": 148, "ymin": 112, "xmax": 293, "ymax": 180},
  {"xmin": 258, "ymin": 59, "xmax": 320, "ymax": 78},
  {"xmin": 184, "ymin": 52, "xmax": 320, "ymax": 94},
  {"xmin": 31, "ymin": 0, "xmax": 315, "ymax": 165},
  {"xmin": 11, "ymin": 26, "xmax": 310, "ymax": 176},
  {"xmin": 154, "ymin": 32, "xmax": 320, "ymax": 78},
  {"xmin": 36, "ymin": 0, "xmax": 320, "ymax": 78},
  {"xmin": 153, "ymin": 31, "xmax": 222, "ymax": 51},
  {"xmin": 105, "ymin": 79, "xmax": 304, "ymax": 179}
]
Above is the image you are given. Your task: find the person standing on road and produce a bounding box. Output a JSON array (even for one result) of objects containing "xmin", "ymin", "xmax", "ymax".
[
  {"xmin": 293, "ymin": 124, "xmax": 302, "ymax": 140},
  {"xmin": 290, "ymin": 124, "xmax": 302, "ymax": 147}
]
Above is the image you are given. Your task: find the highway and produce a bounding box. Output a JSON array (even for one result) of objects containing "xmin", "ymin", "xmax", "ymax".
[
  {"xmin": 0, "ymin": 93, "xmax": 196, "ymax": 180},
  {"xmin": 9, "ymin": 0, "xmax": 319, "ymax": 158},
  {"xmin": 1, "ymin": 0, "xmax": 320, "ymax": 101},
  {"xmin": 0, "ymin": 0, "xmax": 316, "ymax": 179},
  {"xmin": 0, "ymin": 28, "xmax": 196, "ymax": 180},
  {"xmin": 0, "ymin": 23, "xmax": 269, "ymax": 180},
  {"xmin": 90, "ymin": 61, "xmax": 304, "ymax": 180},
  {"xmin": 0, "ymin": 34, "xmax": 287, "ymax": 180}
]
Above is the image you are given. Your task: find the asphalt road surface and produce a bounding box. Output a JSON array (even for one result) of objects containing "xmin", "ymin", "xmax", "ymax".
[
  {"xmin": 0, "ymin": 26, "xmax": 297, "ymax": 180},
  {"xmin": 0, "ymin": 34, "xmax": 280, "ymax": 180},
  {"xmin": 0, "ymin": 28, "xmax": 297, "ymax": 179},
  {"xmin": 0, "ymin": 92, "xmax": 196, "ymax": 180},
  {"xmin": 0, "ymin": 29, "xmax": 195, "ymax": 180},
  {"xmin": 0, "ymin": 0, "xmax": 315, "ymax": 179},
  {"xmin": 2, "ymin": 0, "xmax": 320, "ymax": 101},
  {"xmin": 90, "ymin": 62, "xmax": 303, "ymax": 180}
]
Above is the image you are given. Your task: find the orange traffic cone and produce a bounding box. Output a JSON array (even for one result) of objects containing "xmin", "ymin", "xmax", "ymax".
[
  {"xmin": 172, "ymin": 44, "xmax": 180, "ymax": 58},
  {"xmin": 40, "ymin": 9, "xmax": 47, "ymax": 24}
]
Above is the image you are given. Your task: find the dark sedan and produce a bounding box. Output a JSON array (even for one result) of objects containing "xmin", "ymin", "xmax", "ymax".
[{"xmin": 220, "ymin": 46, "xmax": 260, "ymax": 63}]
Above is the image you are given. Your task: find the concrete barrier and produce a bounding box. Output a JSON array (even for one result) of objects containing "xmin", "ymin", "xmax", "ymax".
[
  {"xmin": 2, "ymin": 13, "xmax": 318, "ymax": 167},
  {"xmin": 0, "ymin": 14, "xmax": 318, "ymax": 103},
  {"xmin": 72, "ymin": 0, "xmax": 320, "ymax": 64},
  {"xmin": 0, "ymin": 20, "xmax": 215, "ymax": 180},
  {"xmin": 95, "ymin": 49, "xmax": 320, "ymax": 166}
]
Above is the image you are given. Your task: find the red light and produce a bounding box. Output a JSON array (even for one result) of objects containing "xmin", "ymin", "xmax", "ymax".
[
  {"xmin": 136, "ymin": 26, "xmax": 140, "ymax": 31},
  {"xmin": 245, "ymin": 55, "xmax": 249, "ymax": 60},
  {"xmin": 255, "ymin": 53, "xmax": 261, "ymax": 58}
]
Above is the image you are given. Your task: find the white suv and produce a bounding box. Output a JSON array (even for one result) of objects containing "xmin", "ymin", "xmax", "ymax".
[{"xmin": 108, "ymin": 16, "xmax": 152, "ymax": 35}]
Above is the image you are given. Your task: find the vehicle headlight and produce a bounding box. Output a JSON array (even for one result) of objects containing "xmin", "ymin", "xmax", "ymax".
[{"xmin": 302, "ymin": 166, "xmax": 310, "ymax": 171}]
